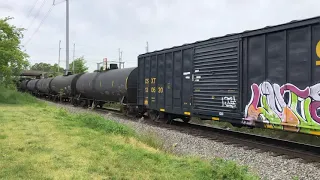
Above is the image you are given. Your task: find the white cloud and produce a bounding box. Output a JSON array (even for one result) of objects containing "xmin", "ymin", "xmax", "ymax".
[{"xmin": 1, "ymin": 0, "xmax": 320, "ymax": 72}]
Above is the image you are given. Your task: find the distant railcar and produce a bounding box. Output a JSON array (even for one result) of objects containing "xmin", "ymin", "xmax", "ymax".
[
  {"xmin": 19, "ymin": 80, "xmax": 30, "ymax": 92},
  {"xmin": 75, "ymin": 72, "xmax": 99, "ymax": 101},
  {"xmin": 92, "ymin": 67, "xmax": 138, "ymax": 104},
  {"xmin": 26, "ymin": 79, "xmax": 40, "ymax": 94},
  {"xmin": 50, "ymin": 74, "xmax": 83, "ymax": 101},
  {"xmin": 36, "ymin": 78, "xmax": 53, "ymax": 96},
  {"xmin": 73, "ymin": 68, "xmax": 138, "ymax": 110}
]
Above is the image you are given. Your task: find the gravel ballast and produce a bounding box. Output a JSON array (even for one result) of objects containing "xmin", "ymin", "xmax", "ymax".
[{"xmin": 50, "ymin": 102, "xmax": 319, "ymax": 180}]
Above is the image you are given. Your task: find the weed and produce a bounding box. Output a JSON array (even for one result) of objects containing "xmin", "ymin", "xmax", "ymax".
[
  {"xmin": 211, "ymin": 158, "xmax": 259, "ymax": 180},
  {"xmin": 292, "ymin": 176, "xmax": 300, "ymax": 180},
  {"xmin": 136, "ymin": 130, "xmax": 165, "ymax": 150}
]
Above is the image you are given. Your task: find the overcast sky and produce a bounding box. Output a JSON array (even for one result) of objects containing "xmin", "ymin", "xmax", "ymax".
[{"xmin": 1, "ymin": 0, "xmax": 320, "ymax": 72}]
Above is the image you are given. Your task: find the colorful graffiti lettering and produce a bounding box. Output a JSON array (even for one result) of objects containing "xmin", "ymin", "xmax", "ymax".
[{"xmin": 244, "ymin": 81, "xmax": 320, "ymax": 133}]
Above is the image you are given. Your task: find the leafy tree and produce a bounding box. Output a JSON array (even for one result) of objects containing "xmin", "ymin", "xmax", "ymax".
[
  {"xmin": 31, "ymin": 62, "xmax": 52, "ymax": 72},
  {"xmin": 50, "ymin": 63, "xmax": 64, "ymax": 76},
  {"xmin": 30, "ymin": 62, "xmax": 64, "ymax": 77},
  {"xmin": 0, "ymin": 17, "xmax": 29, "ymax": 86},
  {"xmin": 69, "ymin": 56, "xmax": 88, "ymax": 74}
]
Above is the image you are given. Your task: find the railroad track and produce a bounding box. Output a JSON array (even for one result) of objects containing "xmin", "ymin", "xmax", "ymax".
[
  {"xmin": 170, "ymin": 122, "xmax": 320, "ymax": 164},
  {"xmin": 47, "ymin": 100, "xmax": 320, "ymax": 165}
]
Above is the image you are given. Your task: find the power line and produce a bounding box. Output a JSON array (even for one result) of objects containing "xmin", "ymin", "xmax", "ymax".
[
  {"xmin": 19, "ymin": 0, "xmax": 41, "ymax": 28},
  {"xmin": 24, "ymin": 0, "xmax": 41, "ymax": 22},
  {"xmin": 23, "ymin": 5, "xmax": 54, "ymax": 46},
  {"xmin": 25, "ymin": 0, "xmax": 48, "ymax": 31},
  {"xmin": 53, "ymin": 0, "xmax": 66, "ymax": 5}
]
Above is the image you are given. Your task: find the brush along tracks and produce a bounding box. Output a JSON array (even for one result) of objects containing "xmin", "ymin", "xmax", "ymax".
[{"xmin": 50, "ymin": 100, "xmax": 320, "ymax": 165}]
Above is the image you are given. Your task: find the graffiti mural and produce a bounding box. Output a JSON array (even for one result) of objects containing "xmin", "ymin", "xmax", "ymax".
[{"xmin": 244, "ymin": 81, "xmax": 320, "ymax": 133}]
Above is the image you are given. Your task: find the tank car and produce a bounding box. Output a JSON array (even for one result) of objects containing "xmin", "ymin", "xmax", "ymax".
[
  {"xmin": 92, "ymin": 67, "xmax": 137, "ymax": 103},
  {"xmin": 50, "ymin": 74, "xmax": 83, "ymax": 102},
  {"xmin": 19, "ymin": 79, "xmax": 30, "ymax": 92},
  {"xmin": 36, "ymin": 78, "xmax": 53, "ymax": 97},
  {"xmin": 74, "ymin": 68, "xmax": 138, "ymax": 111},
  {"xmin": 26, "ymin": 79, "xmax": 40, "ymax": 95},
  {"xmin": 74, "ymin": 72, "xmax": 99, "ymax": 106}
]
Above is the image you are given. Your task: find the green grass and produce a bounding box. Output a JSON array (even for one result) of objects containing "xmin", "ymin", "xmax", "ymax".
[
  {"xmin": 0, "ymin": 88, "xmax": 259, "ymax": 179},
  {"xmin": 0, "ymin": 86, "xmax": 39, "ymax": 105}
]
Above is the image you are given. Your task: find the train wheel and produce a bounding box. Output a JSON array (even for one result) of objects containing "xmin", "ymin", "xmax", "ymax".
[
  {"xmin": 98, "ymin": 102, "xmax": 104, "ymax": 108},
  {"xmin": 231, "ymin": 123, "xmax": 243, "ymax": 128},
  {"xmin": 72, "ymin": 99, "xmax": 76, "ymax": 106},
  {"xmin": 165, "ymin": 114, "xmax": 174, "ymax": 124},
  {"xmin": 183, "ymin": 117, "xmax": 191, "ymax": 123},
  {"xmin": 90, "ymin": 101, "xmax": 97, "ymax": 109},
  {"xmin": 149, "ymin": 110, "xmax": 159, "ymax": 122},
  {"xmin": 122, "ymin": 106, "xmax": 129, "ymax": 116}
]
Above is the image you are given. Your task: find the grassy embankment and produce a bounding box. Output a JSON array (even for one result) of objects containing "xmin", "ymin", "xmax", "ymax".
[{"xmin": 0, "ymin": 86, "xmax": 259, "ymax": 179}]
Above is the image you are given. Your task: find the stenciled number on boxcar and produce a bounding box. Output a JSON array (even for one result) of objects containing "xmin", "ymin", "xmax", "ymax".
[
  {"xmin": 158, "ymin": 87, "xmax": 163, "ymax": 93},
  {"xmin": 151, "ymin": 87, "xmax": 156, "ymax": 93},
  {"xmin": 145, "ymin": 78, "xmax": 163, "ymax": 93},
  {"xmin": 145, "ymin": 78, "xmax": 149, "ymax": 93},
  {"xmin": 151, "ymin": 78, "xmax": 157, "ymax": 93},
  {"xmin": 151, "ymin": 78, "xmax": 156, "ymax": 84},
  {"xmin": 145, "ymin": 78, "xmax": 149, "ymax": 84}
]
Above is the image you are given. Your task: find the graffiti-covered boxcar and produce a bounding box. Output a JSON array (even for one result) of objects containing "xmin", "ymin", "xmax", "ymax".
[
  {"xmin": 138, "ymin": 16, "xmax": 320, "ymax": 135},
  {"xmin": 241, "ymin": 17, "xmax": 320, "ymax": 135}
]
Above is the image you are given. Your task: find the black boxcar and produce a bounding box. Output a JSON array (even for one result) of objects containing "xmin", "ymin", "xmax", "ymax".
[
  {"xmin": 138, "ymin": 16, "xmax": 320, "ymax": 135},
  {"xmin": 138, "ymin": 44, "xmax": 194, "ymax": 117}
]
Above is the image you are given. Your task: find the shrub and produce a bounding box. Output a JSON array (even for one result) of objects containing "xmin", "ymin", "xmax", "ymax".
[
  {"xmin": 0, "ymin": 86, "xmax": 38, "ymax": 104},
  {"xmin": 210, "ymin": 158, "xmax": 259, "ymax": 180}
]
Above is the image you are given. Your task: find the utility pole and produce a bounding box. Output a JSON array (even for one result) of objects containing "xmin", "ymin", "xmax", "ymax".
[
  {"xmin": 118, "ymin": 48, "xmax": 123, "ymax": 69},
  {"xmin": 72, "ymin": 43, "xmax": 75, "ymax": 73},
  {"xmin": 65, "ymin": 0, "xmax": 70, "ymax": 75},
  {"xmin": 146, "ymin": 41, "xmax": 149, "ymax": 53},
  {"xmin": 120, "ymin": 51, "xmax": 125, "ymax": 69},
  {"xmin": 58, "ymin": 40, "xmax": 61, "ymax": 73}
]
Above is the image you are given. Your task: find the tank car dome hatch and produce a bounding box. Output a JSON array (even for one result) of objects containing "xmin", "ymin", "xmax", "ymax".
[{"xmin": 109, "ymin": 64, "xmax": 118, "ymax": 70}]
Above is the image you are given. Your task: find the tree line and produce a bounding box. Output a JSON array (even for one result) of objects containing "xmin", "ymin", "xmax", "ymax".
[
  {"xmin": 30, "ymin": 56, "xmax": 88, "ymax": 77},
  {"xmin": 0, "ymin": 17, "xmax": 88, "ymax": 87}
]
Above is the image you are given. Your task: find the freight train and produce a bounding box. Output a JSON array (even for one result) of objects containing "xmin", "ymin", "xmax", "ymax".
[{"xmin": 19, "ymin": 16, "xmax": 320, "ymax": 136}]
